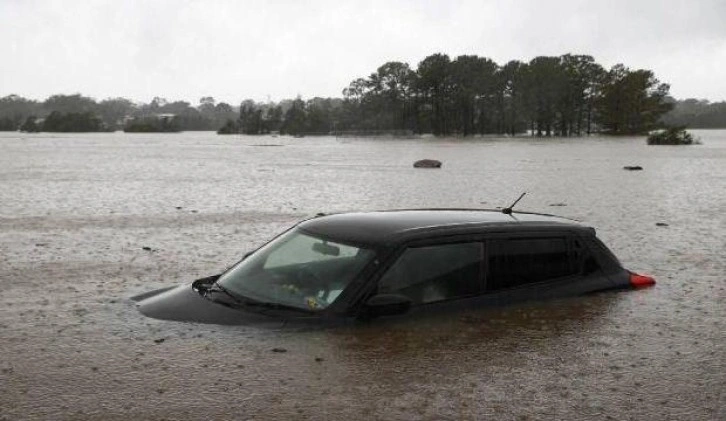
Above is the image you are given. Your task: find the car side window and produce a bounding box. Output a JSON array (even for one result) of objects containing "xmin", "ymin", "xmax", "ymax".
[
  {"xmin": 378, "ymin": 242, "xmax": 483, "ymax": 305},
  {"xmin": 486, "ymin": 237, "xmax": 577, "ymax": 291}
]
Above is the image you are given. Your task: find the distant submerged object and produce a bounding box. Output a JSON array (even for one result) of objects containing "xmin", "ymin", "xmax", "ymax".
[{"xmin": 413, "ymin": 159, "xmax": 442, "ymax": 168}]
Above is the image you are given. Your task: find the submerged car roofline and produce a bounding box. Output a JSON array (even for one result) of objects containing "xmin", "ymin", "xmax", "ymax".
[
  {"xmin": 299, "ymin": 209, "xmax": 592, "ymax": 248},
  {"xmin": 301, "ymin": 221, "xmax": 595, "ymax": 247},
  {"xmin": 313, "ymin": 208, "xmax": 583, "ymax": 223},
  {"xmin": 383, "ymin": 221, "xmax": 594, "ymax": 245}
]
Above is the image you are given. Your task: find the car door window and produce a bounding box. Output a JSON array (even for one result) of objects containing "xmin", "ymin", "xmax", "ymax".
[
  {"xmin": 486, "ymin": 237, "xmax": 577, "ymax": 291},
  {"xmin": 378, "ymin": 242, "xmax": 483, "ymax": 304}
]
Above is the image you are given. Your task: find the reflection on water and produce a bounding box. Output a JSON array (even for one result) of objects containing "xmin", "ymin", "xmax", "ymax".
[{"xmin": 0, "ymin": 131, "xmax": 724, "ymax": 420}]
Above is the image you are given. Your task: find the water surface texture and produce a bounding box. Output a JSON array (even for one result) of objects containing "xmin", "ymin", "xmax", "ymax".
[{"xmin": 1, "ymin": 131, "xmax": 725, "ymax": 420}]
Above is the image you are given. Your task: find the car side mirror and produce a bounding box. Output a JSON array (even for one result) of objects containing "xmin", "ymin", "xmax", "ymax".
[{"xmin": 364, "ymin": 294, "xmax": 412, "ymax": 317}]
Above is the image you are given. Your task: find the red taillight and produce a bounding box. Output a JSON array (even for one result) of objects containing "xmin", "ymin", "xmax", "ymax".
[{"xmin": 629, "ymin": 272, "xmax": 656, "ymax": 288}]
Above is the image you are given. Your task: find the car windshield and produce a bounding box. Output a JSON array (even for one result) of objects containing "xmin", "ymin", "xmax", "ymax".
[{"xmin": 217, "ymin": 229, "xmax": 375, "ymax": 311}]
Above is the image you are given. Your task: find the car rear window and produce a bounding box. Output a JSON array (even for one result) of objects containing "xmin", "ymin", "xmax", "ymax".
[{"xmin": 486, "ymin": 237, "xmax": 578, "ymax": 290}]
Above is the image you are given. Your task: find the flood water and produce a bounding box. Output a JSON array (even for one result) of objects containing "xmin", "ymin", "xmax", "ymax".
[{"xmin": 1, "ymin": 130, "xmax": 724, "ymax": 420}]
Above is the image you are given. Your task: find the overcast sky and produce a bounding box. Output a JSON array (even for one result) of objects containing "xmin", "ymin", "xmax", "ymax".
[{"xmin": 2, "ymin": 0, "xmax": 725, "ymax": 104}]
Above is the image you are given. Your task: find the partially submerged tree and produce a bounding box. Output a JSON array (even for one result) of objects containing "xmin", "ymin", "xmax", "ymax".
[
  {"xmin": 647, "ymin": 126, "xmax": 697, "ymax": 145},
  {"xmin": 42, "ymin": 111, "xmax": 106, "ymax": 132},
  {"xmin": 280, "ymin": 97, "xmax": 307, "ymax": 135},
  {"xmin": 20, "ymin": 116, "xmax": 40, "ymax": 132},
  {"xmin": 0, "ymin": 53, "xmax": 677, "ymax": 138},
  {"xmin": 596, "ymin": 65, "xmax": 673, "ymax": 134},
  {"xmin": 0, "ymin": 94, "xmax": 42, "ymax": 128},
  {"xmin": 217, "ymin": 119, "xmax": 239, "ymax": 134}
]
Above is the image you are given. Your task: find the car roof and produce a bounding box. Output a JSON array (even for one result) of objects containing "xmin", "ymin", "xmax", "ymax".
[{"xmin": 298, "ymin": 209, "xmax": 594, "ymax": 247}]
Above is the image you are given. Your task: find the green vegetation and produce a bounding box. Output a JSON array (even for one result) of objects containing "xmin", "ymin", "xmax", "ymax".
[
  {"xmin": 123, "ymin": 116, "xmax": 180, "ymax": 133},
  {"xmin": 343, "ymin": 54, "xmax": 672, "ymax": 136},
  {"xmin": 0, "ymin": 95, "xmax": 39, "ymax": 131},
  {"xmin": 0, "ymin": 52, "xmax": 694, "ymax": 137},
  {"xmin": 647, "ymin": 127, "xmax": 697, "ymax": 145},
  {"xmin": 238, "ymin": 100, "xmax": 282, "ymax": 134},
  {"xmin": 42, "ymin": 111, "xmax": 107, "ymax": 132},
  {"xmin": 219, "ymin": 53, "xmax": 675, "ymax": 137},
  {"xmin": 661, "ymin": 99, "xmax": 726, "ymax": 128},
  {"xmin": 0, "ymin": 116, "xmax": 15, "ymax": 131},
  {"xmin": 0, "ymin": 93, "xmax": 236, "ymax": 132},
  {"xmin": 19, "ymin": 116, "xmax": 40, "ymax": 132},
  {"xmin": 217, "ymin": 119, "xmax": 239, "ymax": 134},
  {"xmin": 596, "ymin": 65, "xmax": 672, "ymax": 134}
]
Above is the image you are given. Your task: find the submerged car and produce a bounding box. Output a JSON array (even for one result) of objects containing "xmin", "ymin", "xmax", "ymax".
[{"xmin": 133, "ymin": 209, "xmax": 655, "ymax": 326}]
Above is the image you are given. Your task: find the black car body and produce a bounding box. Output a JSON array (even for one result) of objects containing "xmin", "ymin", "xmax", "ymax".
[{"xmin": 133, "ymin": 209, "xmax": 655, "ymax": 326}]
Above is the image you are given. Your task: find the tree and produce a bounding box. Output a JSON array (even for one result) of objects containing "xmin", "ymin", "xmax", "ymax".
[
  {"xmin": 264, "ymin": 105, "xmax": 283, "ymax": 132},
  {"xmin": 0, "ymin": 95, "xmax": 42, "ymax": 128},
  {"xmin": 239, "ymin": 99, "xmax": 263, "ymax": 134},
  {"xmin": 215, "ymin": 102, "xmax": 233, "ymax": 114},
  {"xmin": 43, "ymin": 94, "xmax": 96, "ymax": 114},
  {"xmin": 522, "ymin": 56, "xmax": 567, "ymax": 136},
  {"xmin": 449, "ymin": 55, "xmax": 498, "ymax": 135},
  {"xmin": 496, "ymin": 60, "xmax": 528, "ymax": 136},
  {"xmin": 341, "ymin": 78, "xmax": 368, "ymax": 130},
  {"xmin": 580, "ymin": 59, "xmax": 607, "ymax": 134},
  {"xmin": 20, "ymin": 116, "xmax": 40, "ymax": 132},
  {"xmin": 2, "ymin": 52, "xmax": 678, "ymax": 138},
  {"xmin": 42, "ymin": 111, "xmax": 105, "ymax": 132},
  {"xmin": 416, "ymin": 53, "xmax": 452, "ymax": 135},
  {"xmin": 280, "ymin": 97, "xmax": 307, "ymax": 135},
  {"xmin": 97, "ymin": 97, "xmax": 135, "ymax": 130},
  {"xmin": 217, "ymin": 119, "xmax": 239, "ymax": 134},
  {"xmin": 596, "ymin": 65, "xmax": 672, "ymax": 134},
  {"xmin": 149, "ymin": 97, "xmax": 168, "ymax": 110},
  {"xmin": 0, "ymin": 117, "xmax": 15, "ymax": 131},
  {"xmin": 124, "ymin": 115, "xmax": 180, "ymax": 132},
  {"xmin": 661, "ymin": 98, "xmax": 726, "ymax": 128},
  {"xmin": 198, "ymin": 96, "xmax": 216, "ymax": 118},
  {"xmin": 369, "ymin": 61, "xmax": 416, "ymax": 130}
]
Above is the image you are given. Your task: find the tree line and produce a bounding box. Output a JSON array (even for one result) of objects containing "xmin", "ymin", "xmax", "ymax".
[
  {"xmin": 661, "ymin": 98, "xmax": 726, "ymax": 129},
  {"xmin": 341, "ymin": 54, "xmax": 674, "ymax": 136},
  {"xmin": 0, "ymin": 94, "xmax": 237, "ymax": 132},
  {"xmin": 219, "ymin": 53, "xmax": 675, "ymax": 136},
  {"xmin": 0, "ymin": 53, "xmax": 696, "ymax": 136}
]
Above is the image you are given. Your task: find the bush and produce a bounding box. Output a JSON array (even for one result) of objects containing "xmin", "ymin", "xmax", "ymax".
[
  {"xmin": 20, "ymin": 116, "xmax": 40, "ymax": 132},
  {"xmin": 124, "ymin": 116, "xmax": 180, "ymax": 133},
  {"xmin": 0, "ymin": 117, "xmax": 16, "ymax": 131},
  {"xmin": 42, "ymin": 111, "xmax": 107, "ymax": 132},
  {"xmin": 217, "ymin": 119, "xmax": 240, "ymax": 134},
  {"xmin": 647, "ymin": 126, "xmax": 697, "ymax": 145}
]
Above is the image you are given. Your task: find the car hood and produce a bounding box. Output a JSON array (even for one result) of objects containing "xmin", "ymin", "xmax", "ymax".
[{"xmin": 132, "ymin": 283, "xmax": 288, "ymax": 327}]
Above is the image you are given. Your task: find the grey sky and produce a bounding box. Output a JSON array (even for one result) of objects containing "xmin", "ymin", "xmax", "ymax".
[{"xmin": 2, "ymin": 0, "xmax": 725, "ymax": 104}]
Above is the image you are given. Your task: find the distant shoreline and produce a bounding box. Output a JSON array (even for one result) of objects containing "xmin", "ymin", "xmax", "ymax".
[
  {"xmin": 3, "ymin": 52, "xmax": 721, "ymax": 137},
  {"xmin": 7, "ymin": 129, "xmax": 722, "ymax": 138}
]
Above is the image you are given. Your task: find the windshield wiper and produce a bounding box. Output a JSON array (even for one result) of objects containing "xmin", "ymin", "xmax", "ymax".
[
  {"xmin": 202, "ymin": 281, "xmax": 313, "ymax": 314},
  {"xmin": 204, "ymin": 281, "xmax": 243, "ymax": 305},
  {"xmin": 241, "ymin": 299, "xmax": 314, "ymax": 314}
]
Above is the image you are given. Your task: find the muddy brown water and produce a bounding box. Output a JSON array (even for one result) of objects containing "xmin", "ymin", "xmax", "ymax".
[{"xmin": 1, "ymin": 131, "xmax": 724, "ymax": 420}]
